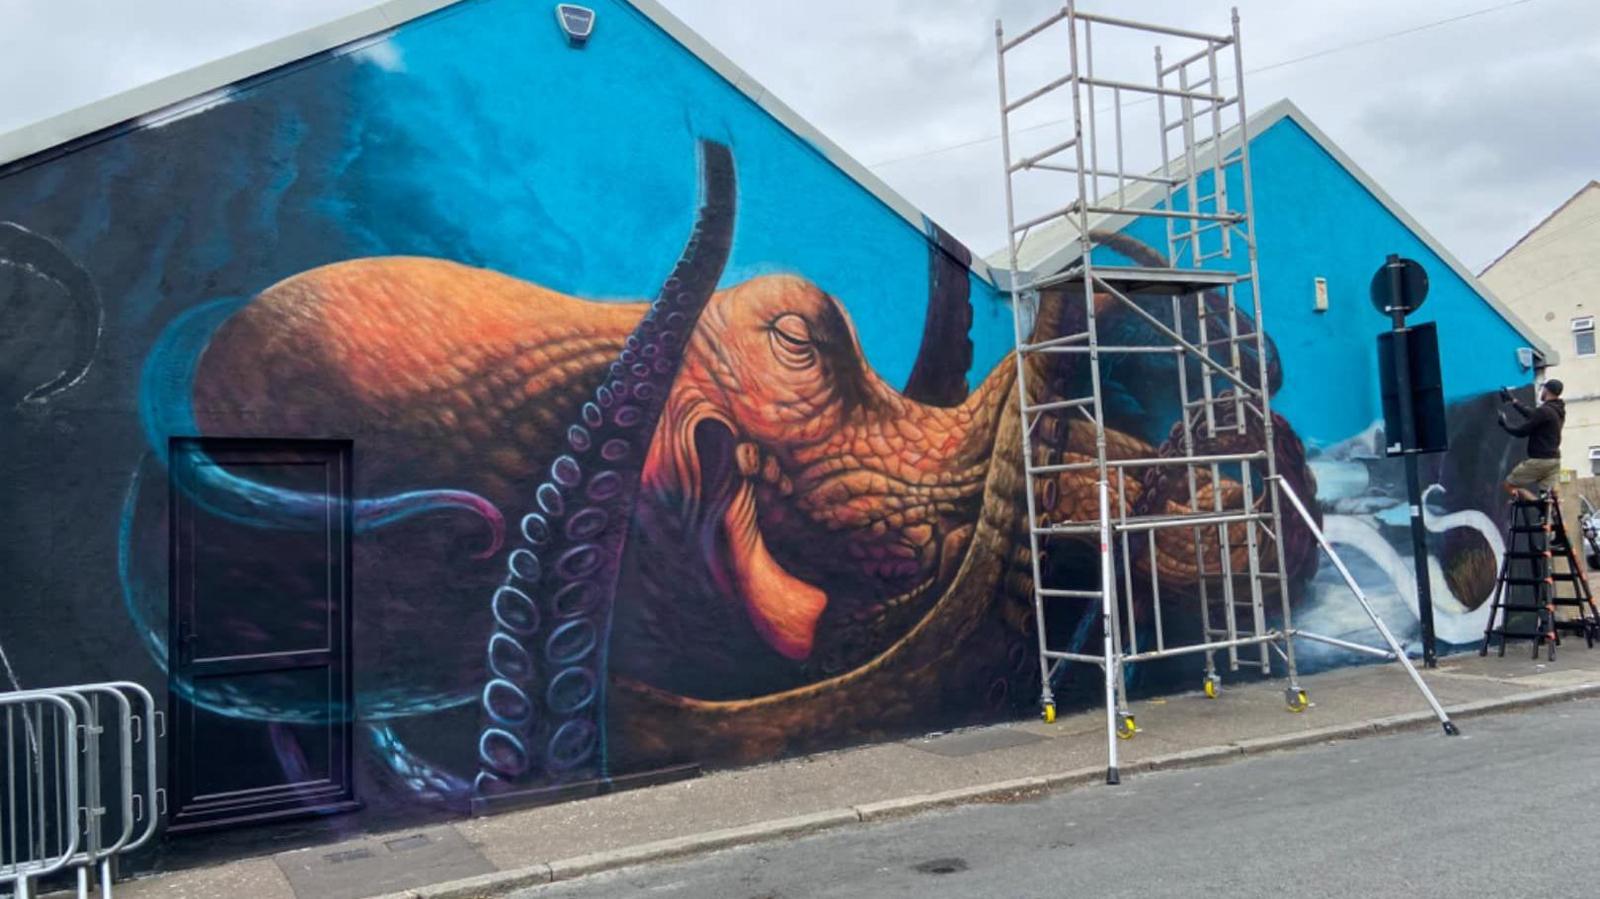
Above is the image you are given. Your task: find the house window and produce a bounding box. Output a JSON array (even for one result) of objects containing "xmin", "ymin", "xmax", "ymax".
[{"xmin": 1574, "ymin": 316, "xmax": 1596, "ymax": 357}]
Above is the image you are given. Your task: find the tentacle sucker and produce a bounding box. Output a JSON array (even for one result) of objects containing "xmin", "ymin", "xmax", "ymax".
[{"xmin": 473, "ymin": 140, "xmax": 738, "ymax": 796}]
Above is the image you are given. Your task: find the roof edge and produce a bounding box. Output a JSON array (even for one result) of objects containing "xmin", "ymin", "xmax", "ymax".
[
  {"xmin": 1478, "ymin": 179, "xmax": 1600, "ymax": 277},
  {"xmin": 623, "ymin": 0, "xmax": 994, "ymax": 284},
  {"xmin": 0, "ymin": 0, "xmax": 994, "ymax": 285},
  {"xmin": 1276, "ymin": 100, "xmax": 1559, "ymax": 365},
  {"xmin": 996, "ymin": 97, "xmax": 1557, "ymax": 364},
  {"xmin": 0, "ymin": 0, "xmax": 458, "ymax": 169},
  {"xmin": 997, "ymin": 98, "xmax": 1297, "ymax": 277}
]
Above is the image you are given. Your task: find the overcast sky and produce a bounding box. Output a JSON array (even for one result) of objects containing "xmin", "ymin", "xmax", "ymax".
[{"xmin": 1, "ymin": 0, "xmax": 1595, "ymax": 271}]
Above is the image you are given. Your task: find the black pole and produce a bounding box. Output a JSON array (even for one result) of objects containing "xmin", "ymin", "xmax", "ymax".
[{"xmin": 1386, "ymin": 254, "xmax": 1438, "ymax": 668}]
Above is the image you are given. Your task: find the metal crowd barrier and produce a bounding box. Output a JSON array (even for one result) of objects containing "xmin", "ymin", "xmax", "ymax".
[{"xmin": 2, "ymin": 683, "xmax": 162, "ymax": 899}]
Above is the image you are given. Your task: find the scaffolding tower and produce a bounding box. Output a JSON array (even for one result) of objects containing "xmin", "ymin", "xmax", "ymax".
[{"xmin": 994, "ymin": 3, "xmax": 1457, "ymax": 784}]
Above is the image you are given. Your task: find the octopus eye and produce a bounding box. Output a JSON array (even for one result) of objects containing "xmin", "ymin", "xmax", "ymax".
[{"xmin": 769, "ymin": 313, "xmax": 816, "ymax": 369}]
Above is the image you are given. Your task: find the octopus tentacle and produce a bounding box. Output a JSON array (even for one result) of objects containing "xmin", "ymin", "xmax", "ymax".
[
  {"xmin": 180, "ymin": 459, "xmax": 506, "ymax": 558},
  {"xmin": 1129, "ymin": 392, "xmax": 1319, "ymax": 587},
  {"xmin": 1086, "ymin": 228, "xmax": 1280, "ymax": 394},
  {"xmin": 1, "ymin": 222, "xmax": 103, "ymax": 405},
  {"xmin": 474, "ymin": 139, "xmax": 738, "ymax": 796},
  {"xmin": 1020, "ymin": 232, "xmax": 1312, "ymax": 590},
  {"xmin": 902, "ymin": 220, "xmax": 974, "ymax": 407}
]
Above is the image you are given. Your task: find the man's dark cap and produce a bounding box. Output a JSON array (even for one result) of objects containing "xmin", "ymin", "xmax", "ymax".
[{"xmin": 1545, "ymin": 379, "xmax": 1564, "ymax": 396}]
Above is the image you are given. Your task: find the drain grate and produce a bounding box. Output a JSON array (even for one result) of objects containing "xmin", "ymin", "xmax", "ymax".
[
  {"xmin": 384, "ymin": 834, "xmax": 432, "ymax": 853},
  {"xmin": 279, "ymin": 828, "xmax": 493, "ymax": 899},
  {"xmin": 324, "ymin": 848, "xmax": 374, "ymax": 864},
  {"xmin": 913, "ymin": 857, "xmax": 969, "ymax": 875}
]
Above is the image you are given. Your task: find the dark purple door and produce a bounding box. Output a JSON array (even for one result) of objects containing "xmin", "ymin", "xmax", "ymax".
[{"xmin": 168, "ymin": 438, "xmax": 357, "ymax": 832}]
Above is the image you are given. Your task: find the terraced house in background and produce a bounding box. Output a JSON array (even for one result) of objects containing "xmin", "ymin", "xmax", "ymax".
[
  {"xmin": 1479, "ymin": 180, "xmax": 1600, "ymax": 478},
  {"xmin": 0, "ymin": 0, "xmax": 1560, "ymax": 872}
]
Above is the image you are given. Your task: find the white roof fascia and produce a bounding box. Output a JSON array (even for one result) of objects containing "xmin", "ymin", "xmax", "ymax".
[
  {"xmin": 0, "ymin": 0, "xmax": 456, "ymax": 169},
  {"xmin": 996, "ymin": 100, "xmax": 1282, "ymax": 278},
  {"xmin": 1275, "ymin": 100, "xmax": 1559, "ymax": 364},
  {"xmin": 0, "ymin": 0, "xmax": 994, "ymax": 286},
  {"xmin": 994, "ymin": 97, "xmax": 1556, "ymax": 363},
  {"xmin": 624, "ymin": 0, "xmax": 994, "ymax": 284}
]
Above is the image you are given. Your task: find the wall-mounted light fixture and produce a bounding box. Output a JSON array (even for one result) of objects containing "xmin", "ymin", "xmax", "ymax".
[{"xmin": 556, "ymin": 4, "xmax": 596, "ymax": 46}]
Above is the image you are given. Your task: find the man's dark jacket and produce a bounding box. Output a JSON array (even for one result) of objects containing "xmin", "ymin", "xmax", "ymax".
[{"xmin": 1501, "ymin": 397, "xmax": 1566, "ymax": 459}]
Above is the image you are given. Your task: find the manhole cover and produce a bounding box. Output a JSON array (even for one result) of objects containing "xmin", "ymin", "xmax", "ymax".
[{"xmin": 913, "ymin": 857, "xmax": 969, "ymax": 875}]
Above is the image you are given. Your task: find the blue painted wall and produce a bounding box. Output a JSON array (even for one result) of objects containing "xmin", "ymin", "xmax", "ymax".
[
  {"xmin": 0, "ymin": 0, "xmax": 1028, "ymax": 848},
  {"xmin": 1107, "ymin": 115, "xmax": 1532, "ymax": 449},
  {"xmin": 0, "ymin": 0, "xmax": 1539, "ymax": 856},
  {"xmin": 1094, "ymin": 112, "xmax": 1538, "ymax": 661},
  {"xmin": 343, "ymin": 0, "xmax": 1013, "ymax": 391}
]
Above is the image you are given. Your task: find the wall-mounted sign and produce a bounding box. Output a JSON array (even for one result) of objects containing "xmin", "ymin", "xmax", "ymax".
[
  {"xmin": 556, "ymin": 4, "xmax": 596, "ymax": 46},
  {"xmin": 1369, "ymin": 256, "xmax": 1428, "ymax": 316}
]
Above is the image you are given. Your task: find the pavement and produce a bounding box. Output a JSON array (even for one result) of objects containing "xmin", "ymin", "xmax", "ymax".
[
  {"xmin": 512, "ymin": 699, "xmax": 1600, "ymax": 899},
  {"xmin": 88, "ymin": 645, "xmax": 1600, "ymax": 899}
]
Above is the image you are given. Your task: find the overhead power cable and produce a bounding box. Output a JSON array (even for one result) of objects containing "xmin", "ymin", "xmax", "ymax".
[{"xmin": 865, "ymin": 0, "xmax": 1545, "ymax": 170}]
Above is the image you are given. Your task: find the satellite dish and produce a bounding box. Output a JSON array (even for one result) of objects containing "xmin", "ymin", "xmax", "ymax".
[{"xmin": 556, "ymin": 4, "xmax": 596, "ymax": 45}]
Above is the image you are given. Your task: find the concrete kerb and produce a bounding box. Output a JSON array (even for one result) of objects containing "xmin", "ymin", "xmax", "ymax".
[
  {"xmin": 1230, "ymin": 720, "xmax": 1381, "ymax": 754},
  {"xmin": 544, "ymin": 810, "xmax": 860, "ymax": 881},
  {"xmin": 371, "ymin": 811, "xmax": 860, "ymax": 899},
  {"xmin": 1043, "ymin": 765, "xmax": 1106, "ymax": 789},
  {"xmin": 1142, "ymin": 743, "xmax": 1246, "ymax": 770},
  {"xmin": 853, "ymin": 776, "xmax": 1051, "ymax": 822},
  {"xmin": 400, "ymin": 865, "xmax": 554, "ymax": 899},
  {"xmin": 1449, "ymin": 682, "xmax": 1600, "ymax": 718},
  {"xmin": 370, "ymin": 682, "xmax": 1600, "ymax": 898}
]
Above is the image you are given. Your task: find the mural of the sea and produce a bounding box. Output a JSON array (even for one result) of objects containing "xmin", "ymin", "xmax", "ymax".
[{"xmin": 0, "ymin": 0, "xmax": 1531, "ymax": 829}]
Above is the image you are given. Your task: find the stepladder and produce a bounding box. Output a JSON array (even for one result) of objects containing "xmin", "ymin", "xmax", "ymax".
[{"xmin": 1480, "ymin": 491, "xmax": 1600, "ymax": 660}]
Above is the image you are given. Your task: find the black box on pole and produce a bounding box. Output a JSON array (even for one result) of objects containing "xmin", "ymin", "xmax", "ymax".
[{"xmin": 1377, "ymin": 321, "xmax": 1448, "ymax": 456}]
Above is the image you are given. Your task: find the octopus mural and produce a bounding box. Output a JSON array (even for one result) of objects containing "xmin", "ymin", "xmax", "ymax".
[
  {"xmin": 149, "ymin": 139, "xmax": 1322, "ymax": 801},
  {"xmin": 0, "ymin": 0, "xmax": 1534, "ymax": 842}
]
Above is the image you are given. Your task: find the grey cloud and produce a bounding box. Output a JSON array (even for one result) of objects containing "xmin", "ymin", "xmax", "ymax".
[
  {"xmin": 672, "ymin": 0, "xmax": 1598, "ymax": 268},
  {"xmin": 0, "ymin": 0, "xmax": 373, "ymax": 133},
  {"xmin": 1, "ymin": 0, "xmax": 1593, "ymax": 272}
]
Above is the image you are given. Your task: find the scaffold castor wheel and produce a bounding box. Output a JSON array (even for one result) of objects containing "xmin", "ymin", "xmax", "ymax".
[
  {"xmin": 1042, "ymin": 703, "xmax": 1057, "ymax": 724},
  {"xmin": 1116, "ymin": 714, "xmax": 1138, "ymax": 740},
  {"xmin": 1203, "ymin": 678, "xmax": 1219, "ymax": 699},
  {"xmin": 1285, "ymin": 688, "xmax": 1309, "ymax": 713}
]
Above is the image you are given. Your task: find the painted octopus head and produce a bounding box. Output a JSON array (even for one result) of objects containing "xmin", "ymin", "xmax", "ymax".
[{"xmin": 640, "ymin": 274, "xmax": 994, "ymax": 664}]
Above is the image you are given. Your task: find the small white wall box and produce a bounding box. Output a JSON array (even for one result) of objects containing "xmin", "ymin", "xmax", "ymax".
[
  {"xmin": 556, "ymin": 4, "xmax": 596, "ymax": 45},
  {"xmin": 1516, "ymin": 347, "xmax": 1536, "ymax": 370},
  {"xmin": 1313, "ymin": 276, "xmax": 1328, "ymax": 312}
]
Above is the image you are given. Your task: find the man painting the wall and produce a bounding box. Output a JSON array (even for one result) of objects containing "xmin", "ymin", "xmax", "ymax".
[
  {"xmin": 1499, "ymin": 379, "xmax": 1566, "ymax": 500},
  {"xmin": 1497, "ymin": 378, "xmax": 1590, "ymax": 632}
]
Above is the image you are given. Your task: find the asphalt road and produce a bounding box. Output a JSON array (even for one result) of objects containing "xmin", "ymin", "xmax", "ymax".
[{"xmin": 513, "ymin": 700, "xmax": 1600, "ymax": 899}]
